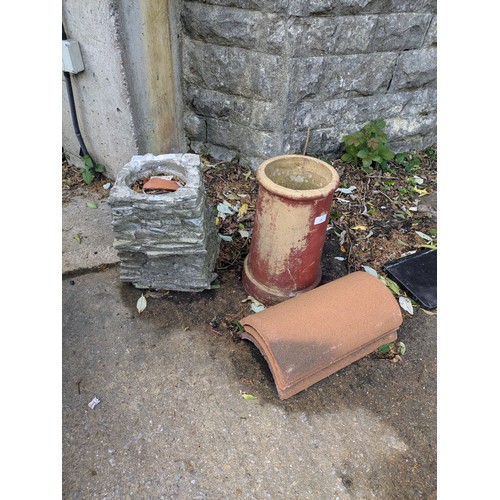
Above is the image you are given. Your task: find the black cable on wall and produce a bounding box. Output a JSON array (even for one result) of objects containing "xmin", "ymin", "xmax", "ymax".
[{"xmin": 62, "ymin": 23, "xmax": 96, "ymax": 169}]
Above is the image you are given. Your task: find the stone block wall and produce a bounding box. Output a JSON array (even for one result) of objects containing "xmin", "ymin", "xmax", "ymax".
[{"xmin": 181, "ymin": 0, "xmax": 437, "ymax": 167}]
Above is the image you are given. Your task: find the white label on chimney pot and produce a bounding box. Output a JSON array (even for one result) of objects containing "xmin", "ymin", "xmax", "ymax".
[{"xmin": 314, "ymin": 213, "xmax": 327, "ymax": 225}]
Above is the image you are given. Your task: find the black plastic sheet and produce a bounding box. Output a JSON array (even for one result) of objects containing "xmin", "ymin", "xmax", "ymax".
[{"xmin": 383, "ymin": 249, "xmax": 437, "ymax": 310}]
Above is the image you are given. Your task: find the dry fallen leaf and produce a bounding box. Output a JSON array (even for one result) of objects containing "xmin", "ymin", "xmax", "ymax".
[
  {"xmin": 399, "ymin": 296, "xmax": 414, "ymax": 315},
  {"xmin": 238, "ymin": 203, "xmax": 248, "ymax": 218},
  {"xmin": 241, "ymin": 392, "xmax": 257, "ymax": 400},
  {"xmin": 413, "ymin": 187, "xmax": 429, "ymax": 197},
  {"xmin": 361, "ymin": 265, "xmax": 378, "ymax": 277},
  {"xmin": 137, "ymin": 294, "xmax": 147, "ymax": 314},
  {"xmin": 421, "ymin": 309, "xmax": 437, "ymax": 316}
]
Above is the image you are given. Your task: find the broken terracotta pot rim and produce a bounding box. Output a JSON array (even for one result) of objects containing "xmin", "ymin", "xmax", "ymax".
[
  {"xmin": 143, "ymin": 176, "xmax": 180, "ymax": 190},
  {"xmin": 256, "ymin": 154, "xmax": 340, "ymax": 201}
]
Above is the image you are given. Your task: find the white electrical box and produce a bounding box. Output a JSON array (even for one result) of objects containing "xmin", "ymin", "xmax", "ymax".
[{"xmin": 62, "ymin": 40, "xmax": 85, "ymax": 74}]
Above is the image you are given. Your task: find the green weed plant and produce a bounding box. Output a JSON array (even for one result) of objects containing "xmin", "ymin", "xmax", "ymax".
[
  {"xmin": 81, "ymin": 155, "xmax": 105, "ymax": 184},
  {"xmin": 341, "ymin": 120, "xmax": 395, "ymax": 172}
]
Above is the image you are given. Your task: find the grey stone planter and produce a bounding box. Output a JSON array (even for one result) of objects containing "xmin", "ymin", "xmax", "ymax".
[{"xmin": 109, "ymin": 153, "xmax": 220, "ymax": 291}]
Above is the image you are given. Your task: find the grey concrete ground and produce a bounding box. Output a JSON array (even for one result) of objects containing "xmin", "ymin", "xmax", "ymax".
[
  {"xmin": 62, "ymin": 195, "xmax": 437, "ymax": 499},
  {"xmin": 62, "ymin": 196, "xmax": 120, "ymax": 275}
]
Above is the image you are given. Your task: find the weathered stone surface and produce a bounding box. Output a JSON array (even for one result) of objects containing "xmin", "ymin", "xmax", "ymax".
[
  {"xmin": 290, "ymin": 13, "xmax": 433, "ymax": 57},
  {"xmin": 183, "ymin": 38, "xmax": 282, "ymax": 100},
  {"xmin": 288, "ymin": 127, "xmax": 342, "ymax": 157},
  {"xmin": 184, "ymin": 112, "xmax": 207, "ymax": 141},
  {"xmin": 291, "ymin": 0, "xmax": 428, "ymax": 16},
  {"xmin": 187, "ymin": 87, "xmax": 280, "ymax": 132},
  {"xmin": 293, "ymin": 88, "xmax": 435, "ymax": 155},
  {"xmin": 289, "ymin": 114, "xmax": 436, "ymax": 158},
  {"xmin": 390, "ymin": 47, "xmax": 437, "ymax": 91},
  {"xmin": 184, "ymin": 0, "xmax": 289, "ymax": 13},
  {"xmin": 419, "ymin": 0, "xmax": 437, "ymax": 14},
  {"xmin": 181, "ymin": 0, "xmax": 437, "ymax": 165},
  {"xmin": 109, "ymin": 153, "xmax": 220, "ymax": 291},
  {"xmin": 424, "ymin": 15, "xmax": 437, "ymax": 46},
  {"xmin": 182, "ymin": 3, "xmax": 285, "ymax": 54},
  {"xmin": 385, "ymin": 112, "xmax": 436, "ymax": 148},
  {"xmin": 206, "ymin": 118, "xmax": 282, "ymax": 158},
  {"xmin": 369, "ymin": 13, "xmax": 433, "ymax": 52},
  {"xmin": 293, "ymin": 88, "xmax": 436, "ymax": 131},
  {"xmin": 291, "ymin": 15, "xmax": 377, "ymax": 57},
  {"xmin": 291, "ymin": 52, "xmax": 398, "ymax": 100},
  {"xmin": 194, "ymin": 0, "xmax": 410, "ymax": 15}
]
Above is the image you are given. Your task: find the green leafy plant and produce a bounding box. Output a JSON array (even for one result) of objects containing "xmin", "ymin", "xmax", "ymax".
[
  {"xmin": 232, "ymin": 321, "xmax": 245, "ymax": 334},
  {"xmin": 376, "ymin": 340, "xmax": 406, "ymax": 358},
  {"xmin": 394, "ymin": 151, "xmax": 421, "ymax": 172},
  {"xmin": 425, "ymin": 146, "xmax": 437, "ymax": 160},
  {"xmin": 81, "ymin": 155, "xmax": 105, "ymax": 184},
  {"xmin": 341, "ymin": 120, "xmax": 395, "ymax": 172}
]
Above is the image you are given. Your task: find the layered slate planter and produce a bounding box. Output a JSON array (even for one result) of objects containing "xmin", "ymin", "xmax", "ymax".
[{"xmin": 109, "ymin": 153, "xmax": 220, "ymax": 291}]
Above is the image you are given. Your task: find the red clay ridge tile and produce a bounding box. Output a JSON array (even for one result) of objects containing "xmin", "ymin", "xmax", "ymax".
[
  {"xmin": 143, "ymin": 178, "xmax": 180, "ymax": 192},
  {"xmin": 239, "ymin": 271, "xmax": 403, "ymax": 399}
]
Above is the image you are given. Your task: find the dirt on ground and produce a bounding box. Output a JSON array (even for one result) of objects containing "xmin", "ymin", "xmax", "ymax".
[
  {"xmin": 62, "ymin": 150, "xmax": 437, "ymax": 497},
  {"xmin": 198, "ymin": 149, "xmax": 437, "ymax": 276},
  {"xmin": 63, "ymin": 266, "xmax": 437, "ymax": 498},
  {"xmin": 62, "ymin": 147, "xmax": 437, "ymax": 340},
  {"xmin": 62, "ymin": 157, "xmax": 110, "ymax": 205}
]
